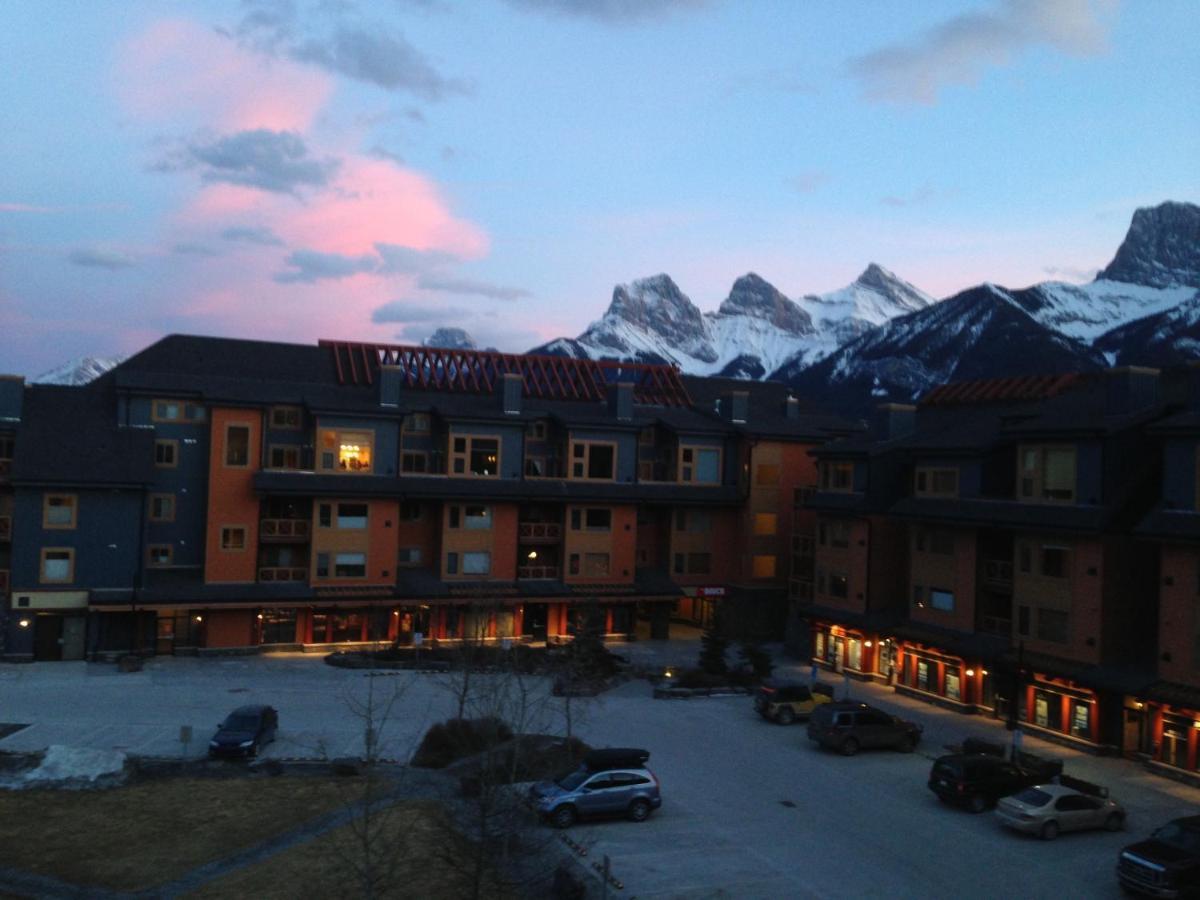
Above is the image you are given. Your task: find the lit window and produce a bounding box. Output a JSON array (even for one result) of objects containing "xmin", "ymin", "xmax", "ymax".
[
  {"xmin": 752, "ymin": 555, "xmax": 777, "ymax": 578},
  {"xmin": 754, "ymin": 513, "xmax": 777, "ymax": 536},
  {"xmin": 451, "ymin": 435, "xmax": 500, "ymax": 477},
  {"xmin": 334, "ymin": 552, "xmax": 367, "ymax": 578},
  {"xmin": 221, "ymin": 527, "xmax": 247, "ymax": 551},
  {"xmin": 43, "ymin": 494, "xmax": 77, "ymax": 529},
  {"xmin": 319, "ymin": 430, "xmax": 373, "ymax": 473}
]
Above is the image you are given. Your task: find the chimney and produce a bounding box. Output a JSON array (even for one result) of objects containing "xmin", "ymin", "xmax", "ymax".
[
  {"xmin": 784, "ymin": 394, "xmax": 800, "ymax": 420},
  {"xmin": 608, "ymin": 382, "xmax": 634, "ymax": 421},
  {"xmin": 379, "ymin": 365, "xmax": 402, "ymax": 408},
  {"xmin": 1105, "ymin": 366, "xmax": 1159, "ymax": 415},
  {"xmin": 500, "ymin": 372, "xmax": 523, "ymax": 415},
  {"xmin": 720, "ymin": 390, "xmax": 749, "ymax": 424},
  {"xmin": 0, "ymin": 376, "xmax": 24, "ymax": 422},
  {"xmin": 872, "ymin": 403, "xmax": 915, "ymax": 440}
]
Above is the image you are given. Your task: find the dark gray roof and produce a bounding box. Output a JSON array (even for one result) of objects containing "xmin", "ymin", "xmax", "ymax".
[
  {"xmin": 1135, "ymin": 506, "xmax": 1200, "ymax": 541},
  {"xmin": 889, "ymin": 497, "xmax": 1110, "ymax": 532}
]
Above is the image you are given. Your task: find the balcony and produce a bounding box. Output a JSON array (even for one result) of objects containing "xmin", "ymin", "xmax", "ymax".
[
  {"xmin": 260, "ymin": 518, "xmax": 311, "ymax": 541},
  {"xmin": 789, "ymin": 578, "xmax": 813, "ymax": 603},
  {"xmin": 982, "ymin": 559, "xmax": 1013, "ymax": 588},
  {"xmin": 518, "ymin": 564, "xmax": 561, "ymax": 580},
  {"xmin": 977, "ymin": 615, "xmax": 1011, "ymax": 637},
  {"xmin": 518, "ymin": 522, "xmax": 562, "ymax": 542},
  {"xmin": 0, "ymin": 515, "xmax": 9, "ymax": 542},
  {"xmin": 0, "ymin": 569, "xmax": 8, "ymax": 594},
  {"xmin": 791, "ymin": 534, "xmax": 814, "ymax": 556},
  {"xmin": 258, "ymin": 567, "xmax": 308, "ymax": 582}
]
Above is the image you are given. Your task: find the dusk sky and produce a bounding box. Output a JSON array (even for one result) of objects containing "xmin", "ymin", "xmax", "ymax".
[{"xmin": 2, "ymin": 0, "xmax": 1197, "ymax": 376}]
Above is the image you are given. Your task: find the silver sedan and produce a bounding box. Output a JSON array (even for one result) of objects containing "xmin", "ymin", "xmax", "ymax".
[{"xmin": 995, "ymin": 783, "xmax": 1126, "ymax": 840}]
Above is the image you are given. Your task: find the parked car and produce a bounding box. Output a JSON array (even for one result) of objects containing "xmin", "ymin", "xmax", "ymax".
[
  {"xmin": 928, "ymin": 753, "xmax": 1052, "ymax": 813},
  {"xmin": 806, "ymin": 702, "xmax": 922, "ymax": 755},
  {"xmin": 529, "ymin": 748, "xmax": 661, "ymax": 829},
  {"xmin": 208, "ymin": 704, "xmax": 278, "ymax": 759},
  {"xmin": 1117, "ymin": 816, "xmax": 1200, "ymax": 897},
  {"xmin": 995, "ymin": 776, "xmax": 1125, "ymax": 840},
  {"xmin": 754, "ymin": 679, "xmax": 834, "ymax": 724}
]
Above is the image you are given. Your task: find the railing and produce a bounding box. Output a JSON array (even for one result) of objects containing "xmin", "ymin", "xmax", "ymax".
[
  {"xmin": 0, "ymin": 569, "xmax": 8, "ymax": 594},
  {"xmin": 0, "ymin": 515, "xmax": 10, "ymax": 542},
  {"xmin": 792, "ymin": 534, "xmax": 814, "ymax": 556},
  {"xmin": 258, "ymin": 567, "xmax": 308, "ymax": 582},
  {"xmin": 517, "ymin": 565, "xmax": 560, "ymax": 580},
  {"xmin": 518, "ymin": 522, "xmax": 561, "ymax": 541},
  {"xmin": 260, "ymin": 518, "xmax": 311, "ymax": 540},
  {"xmin": 789, "ymin": 578, "xmax": 813, "ymax": 602},
  {"xmin": 982, "ymin": 559, "xmax": 1013, "ymax": 586},
  {"xmin": 977, "ymin": 615, "xmax": 1012, "ymax": 637}
]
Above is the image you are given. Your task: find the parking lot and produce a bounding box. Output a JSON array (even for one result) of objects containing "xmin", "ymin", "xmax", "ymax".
[{"xmin": 2, "ymin": 650, "xmax": 1198, "ymax": 898}]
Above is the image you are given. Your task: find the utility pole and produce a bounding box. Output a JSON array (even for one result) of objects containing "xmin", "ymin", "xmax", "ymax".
[{"xmin": 1008, "ymin": 640, "xmax": 1025, "ymax": 761}]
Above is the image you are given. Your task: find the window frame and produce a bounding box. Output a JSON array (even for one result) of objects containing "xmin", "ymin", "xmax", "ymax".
[
  {"xmin": 450, "ymin": 433, "xmax": 502, "ymax": 479},
  {"xmin": 154, "ymin": 439, "xmax": 179, "ymax": 468},
  {"xmin": 405, "ymin": 413, "xmax": 431, "ymax": 434},
  {"xmin": 269, "ymin": 406, "xmax": 302, "ymax": 430},
  {"xmin": 220, "ymin": 525, "xmax": 248, "ymax": 552},
  {"xmin": 39, "ymin": 547, "xmax": 74, "ymax": 584},
  {"xmin": 333, "ymin": 551, "xmax": 367, "ymax": 578},
  {"xmin": 462, "ymin": 551, "xmax": 492, "ymax": 576},
  {"xmin": 819, "ymin": 461, "xmax": 854, "ymax": 492},
  {"xmin": 42, "ymin": 493, "xmax": 77, "ymax": 530},
  {"xmin": 914, "ymin": 466, "xmax": 959, "ymax": 498},
  {"xmin": 929, "ymin": 587, "xmax": 955, "ymax": 612},
  {"xmin": 149, "ymin": 493, "xmax": 176, "ymax": 522},
  {"xmin": 335, "ymin": 502, "xmax": 369, "ymax": 530},
  {"xmin": 1018, "ymin": 444, "xmax": 1077, "ymax": 504},
  {"xmin": 146, "ymin": 544, "xmax": 174, "ymax": 567},
  {"xmin": 224, "ymin": 423, "xmax": 252, "ymax": 468},
  {"xmin": 268, "ymin": 445, "xmax": 302, "ymax": 470},
  {"xmin": 151, "ymin": 399, "xmax": 207, "ymax": 424},
  {"xmin": 401, "ymin": 451, "xmax": 429, "ymax": 474},
  {"xmin": 318, "ymin": 428, "xmax": 374, "ymax": 474},
  {"xmin": 569, "ymin": 440, "xmax": 618, "ymax": 481},
  {"xmin": 678, "ymin": 445, "xmax": 722, "ymax": 485}
]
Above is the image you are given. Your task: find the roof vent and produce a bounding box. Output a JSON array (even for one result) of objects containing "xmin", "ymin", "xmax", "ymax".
[
  {"xmin": 785, "ymin": 394, "xmax": 800, "ymax": 420},
  {"xmin": 0, "ymin": 375, "xmax": 25, "ymax": 422},
  {"xmin": 609, "ymin": 382, "xmax": 634, "ymax": 421},
  {"xmin": 720, "ymin": 391, "xmax": 749, "ymax": 424},
  {"xmin": 379, "ymin": 365, "xmax": 402, "ymax": 408},
  {"xmin": 872, "ymin": 403, "xmax": 915, "ymax": 440},
  {"xmin": 501, "ymin": 372, "xmax": 522, "ymax": 415}
]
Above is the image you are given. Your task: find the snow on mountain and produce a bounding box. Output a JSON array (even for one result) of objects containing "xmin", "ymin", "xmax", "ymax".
[
  {"xmin": 799, "ymin": 263, "xmax": 933, "ymax": 344},
  {"xmin": 33, "ymin": 356, "xmax": 125, "ymax": 385},
  {"xmin": 1098, "ymin": 200, "xmax": 1200, "ymax": 289},
  {"xmin": 1013, "ymin": 279, "xmax": 1198, "ymax": 342},
  {"xmin": 423, "ymin": 327, "xmax": 477, "ymax": 350}
]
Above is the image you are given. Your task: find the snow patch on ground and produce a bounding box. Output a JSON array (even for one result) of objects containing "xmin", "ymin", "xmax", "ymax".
[{"xmin": 1, "ymin": 745, "xmax": 128, "ymax": 790}]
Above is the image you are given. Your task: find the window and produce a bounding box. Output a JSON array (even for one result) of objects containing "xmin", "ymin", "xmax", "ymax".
[
  {"xmin": 819, "ymin": 519, "xmax": 851, "ymax": 548},
  {"xmin": 319, "ymin": 429, "xmax": 373, "ymax": 473},
  {"xmin": 819, "ymin": 462, "xmax": 853, "ymax": 491},
  {"xmin": 445, "ymin": 552, "xmax": 458, "ymax": 575},
  {"xmin": 462, "ymin": 552, "xmax": 491, "ymax": 575},
  {"xmin": 154, "ymin": 439, "xmax": 178, "ymax": 468},
  {"xmin": 571, "ymin": 441, "xmax": 616, "ymax": 480},
  {"xmin": 221, "ymin": 527, "xmax": 247, "ymax": 551},
  {"xmin": 674, "ymin": 510, "xmax": 711, "ymax": 533},
  {"xmin": 464, "ymin": 505, "xmax": 491, "ymax": 530},
  {"xmin": 225, "ymin": 425, "xmax": 251, "ymax": 467},
  {"xmin": 268, "ymin": 445, "xmax": 302, "ymax": 469},
  {"xmin": 571, "ymin": 508, "xmax": 612, "ymax": 531},
  {"xmin": 525, "ymin": 457, "xmax": 546, "ymax": 478},
  {"xmin": 147, "ymin": 545, "xmax": 173, "ymax": 567},
  {"xmin": 672, "ymin": 552, "xmax": 712, "ymax": 575},
  {"xmin": 679, "ymin": 446, "xmax": 721, "ymax": 484},
  {"xmin": 398, "ymin": 547, "xmax": 422, "ymax": 567},
  {"xmin": 913, "ymin": 585, "xmax": 925, "ymax": 608},
  {"xmin": 752, "ymin": 555, "xmax": 777, "ymax": 578},
  {"xmin": 1041, "ymin": 546, "xmax": 1070, "ymax": 579},
  {"xmin": 399, "ymin": 502, "xmax": 422, "ymax": 522},
  {"xmin": 1037, "ymin": 608, "xmax": 1068, "ymax": 643},
  {"xmin": 570, "ymin": 552, "xmax": 610, "ymax": 577},
  {"xmin": 1018, "ymin": 542, "xmax": 1072, "ymax": 579},
  {"xmin": 527, "ymin": 420, "xmax": 547, "ymax": 439},
  {"xmin": 43, "ymin": 494, "xmax": 77, "ymax": 529},
  {"xmin": 449, "ymin": 435, "xmax": 500, "ymax": 477},
  {"xmin": 0, "ymin": 435, "xmax": 12, "ymax": 461},
  {"xmin": 1018, "ymin": 605, "xmax": 1031, "ymax": 636},
  {"xmin": 316, "ymin": 553, "xmax": 330, "ymax": 577},
  {"xmin": 915, "ymin": 528, "xmax": 954, "ymax": 555},
  {"xmin": 915, "ymin": 467, "xmax": 958, "ymax": 497},
  {"xmin": 753, "ymin": 513, "xmax": 777, "ymax": 536},
  {"xmin": 1018, "ymin": 445, "xmax": 1076, "ymax": 503},
  {"xmin": 334, "ymin": 552, "xmax": 367, "ymax": 578},
  {"xmin": 755, "ymin": 463, "xmax": 781, "ymax": 486},
  {"xmin": 39, "ymin": 548, "xmax": 74, "ymax": 583},
  {"xmin": 336, "ymin": 503, "xmax": 368, "ymax": 529},
  {"xmin": 829, "ymin": 572, "xmax": 848, "ymax": 599},
  {"xmin": 401, "ymin": 452, "xmax": 429, "ymax": 474},
  {"xmin": 318, "ymin": 504, "xmax": 332, "ymax": 528},
  {"xmin": 270, "ymin": 406, "xmax": 302, "ymax": 430},
  {"xmin": 149, "ymin": 493, "xmax": 175, "ymax": 522},
  {"xmin": 152, "ymin": 400, "xmax": 206, "ymax": 423},
  {"xmin": 405, "ymin": 413, "xmax": 430, "ymax": 433},
  {"xmin": 929, "ymin": 588, "xmax": 955, "ymax": 612}
]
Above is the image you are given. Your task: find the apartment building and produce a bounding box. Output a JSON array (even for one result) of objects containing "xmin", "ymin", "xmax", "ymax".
[{"xmin": 0, "ymin": 335, "xmax": 849, "ymax": 661}]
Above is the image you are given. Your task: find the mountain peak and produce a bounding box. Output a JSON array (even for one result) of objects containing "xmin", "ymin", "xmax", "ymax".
[
  {"xmin": 34, "ymin": 355, "xmax": 125, "ymax": 385},
  {"xmin": 423, "ymin": 327, "xmax": 476, "ymax": 350},
  {"xmin": 1098, "ymin": 200, "xmax": 1200, "ymax": 289},
  {"xmin": 717, "ymin": 273, "xmax": 814, "ymax": 335}
]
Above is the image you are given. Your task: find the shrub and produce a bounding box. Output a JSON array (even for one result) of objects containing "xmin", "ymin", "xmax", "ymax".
[
  {"xmin": 737, "ymin": 641, "xmax": 774, "ymax": 681},
  {"xmin": 411, "ymin": 717, "xmax": 514, "ymax": 769},
  {"xmin": 698, "ymin": 623, "xmax": 730, "ymax": 676}
]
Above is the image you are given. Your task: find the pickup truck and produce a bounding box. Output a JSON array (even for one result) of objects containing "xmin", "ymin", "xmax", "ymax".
[
  {"xmin": 754, "ymin": 679, "xmax": 834, "ymax": 725},
  {"xmin": 1117, "ymin": 816, "xmax": 1200, "ymax": 897}
]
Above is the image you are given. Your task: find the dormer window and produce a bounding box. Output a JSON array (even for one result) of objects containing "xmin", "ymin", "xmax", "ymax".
[
  {"xmin": 914, "ymin": 467, "xmax": 958, "ymax": 498},
  {"xmin": 1018, "ymin": 445, "xmax": 1076, "ymax": 503},
  {"xmin": 319, "ymin": 429, "xmax": 373, "ymax": 473},
  {"xmin": 819, "ymin": 461, "xmax": 854, "ymax": 492}
]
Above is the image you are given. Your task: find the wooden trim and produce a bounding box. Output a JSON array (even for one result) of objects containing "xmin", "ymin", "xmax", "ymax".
[
  {"xmin": 148, "ymin": 493, "xmax": 176, "ymax": 523},
  {"xmin": 146, "ymin": 544, "xmax": 174, "ymax": 567},
  {"xmin": 154, "ymin": 439, "xmax": 179, "ymax": 468},
  {"xmin": 42, "ymin": 493, "xmax": 77, "ymax": 530},
  {"xmin": 317, "ymin": 428, "xmax": 374, "ymax": 474},
  {"xmin": 220, "ymin": 525, "xmax": 248, "ymax": 552},
  {"xmin": 223, "ymin": 422, "xmax": 253, "ymax": 468},
  {"xmin": 39, "ymin": 547, "xmax": 74, "ymax": 584},
  {"xmin": 449, "ymin": 432, "xmax": 502, "ymax": 479},
  {"xmin": 568, "ymin": 439, "xmax": 617, "ymax": 481},
  {"xmin": 269, "ymin": 406, "xmax": 302, "ymax": 430}
]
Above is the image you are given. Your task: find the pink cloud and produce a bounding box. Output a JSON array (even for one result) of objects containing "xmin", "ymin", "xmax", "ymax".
[{"xmin": 117, "ymin": 18, "xmax": 332, "ymax": 132}]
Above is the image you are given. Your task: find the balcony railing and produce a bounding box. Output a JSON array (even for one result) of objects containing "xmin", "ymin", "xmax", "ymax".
[
  {"xmin": 518, "ymin": 522, "xmax": 561, "ymax": 542},
  {"xmin": 792, "ymin": 534, "xmax": 815, "ymax": 556},
  {"xmin": 0, "ymin": 515, "xmax": 10, "ymax": 542},
  {"xmin": 258, "ymin": 567, "xmax": 308, "ymax": 582},
  {"xmin": 260, "ymin": 518, "xmax": 311, "ymax": 541},
  {"xmin": 977, "ymin": 615, "xmax": 1012, "ymax": 637},
  {"xmin": 982, "ymin": 559, "xmax": 1013, "ymax": 586},
  {"xmin": 517, "ymin": 564, "xmax": 560, "ymax": 580},
  {"xmin": 0, "ymin": 569, "xmax": 9, "ymax": 594},
  {"xmin": 789, "ymin": 578, "xmax": 813, "ymax": 602}
]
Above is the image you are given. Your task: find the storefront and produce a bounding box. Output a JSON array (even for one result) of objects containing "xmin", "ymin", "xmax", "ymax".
[
  {"xmin": 893, "ymin": 641, "xmax": 992, "ymax": 710},
  {"xmin": 812, "ymin": 622, "xmax": 882, "ymax": 679},
  {"xmin": 1015, "ymin": 675, "xmax": 1100, "ymax": 746}
]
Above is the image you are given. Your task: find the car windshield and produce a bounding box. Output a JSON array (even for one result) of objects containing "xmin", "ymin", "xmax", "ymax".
[
  {"xmin": 222, "ymin": 715, "xmax": 259, "ymax": 731},
  {"xmin": 557, "ymin": 769, "xmax": 590, "ymax": 791},
  {"xmin": 1153, "ymin": 822, "xmax": 1200, "ymax": 854},
  {"xmin": 1013, "ymin": 788, "xmax": 1053, "ymax": 807}
]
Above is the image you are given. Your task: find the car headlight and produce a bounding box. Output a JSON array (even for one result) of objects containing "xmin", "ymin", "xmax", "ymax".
[{"xmin": 239, "ymin": 740, "xmax": 255, "ymax": 748}]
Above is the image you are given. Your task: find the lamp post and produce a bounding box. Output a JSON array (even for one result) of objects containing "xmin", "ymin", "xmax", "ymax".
[{"xmin": 1008, "ymin": 640, "xmax": 1025, "ymax": 761}]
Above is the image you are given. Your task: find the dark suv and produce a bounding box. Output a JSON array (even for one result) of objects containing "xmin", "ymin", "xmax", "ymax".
[
  {"xmin": 928, "ymin": 753, "xmax": 1050, "ymax": 813},
  {"xmin": 1117, "ymin": 816, "xmax": 1200, "ymax": 897},
  {"xmin": 806, "ymin": 702, "xmax": 922, "ymax": 755}
]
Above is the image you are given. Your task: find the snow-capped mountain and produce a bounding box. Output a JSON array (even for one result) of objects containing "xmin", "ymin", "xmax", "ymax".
[
  {"xmin": 531, "ymin": 265, "xmax": 933, "ymax": 379},
  {"xmin": 423, "ymin": 327, "xmax": 477, "ymax": 351},
  {"xmin": 33, "ymin": 356, "xmax": 125, "ymax": 385}
]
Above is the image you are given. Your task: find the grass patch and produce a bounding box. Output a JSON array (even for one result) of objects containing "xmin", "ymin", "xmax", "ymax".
[{"xmin": 0, "ymin": 776, "xmax": 359, "ymax": 891}]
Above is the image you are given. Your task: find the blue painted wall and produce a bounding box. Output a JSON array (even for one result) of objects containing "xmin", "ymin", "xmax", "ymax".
[{"xmin": 1163, "ymin": 438, "xmax": 1197, "ymax": 510}]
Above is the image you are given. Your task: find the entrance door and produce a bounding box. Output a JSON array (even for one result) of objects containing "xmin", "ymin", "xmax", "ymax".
[
  {"xmin": 1124, "ymin": 708, "xmax": 1144, "ymax": 756},
  {"xmin": 523, "ymin": 604, "xmax": 548, "ymax": 642},
  {"xmin": 33, "ymin": 615, "xmax": 63, "ymax": 661},
  {"xmin": 60, "ymin": 616, "xmax": 86, "ymax": 661}
]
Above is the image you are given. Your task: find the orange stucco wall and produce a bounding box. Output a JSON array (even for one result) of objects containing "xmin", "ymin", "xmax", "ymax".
[{"xmin": 205, "ymin": 408, "xmax": 262, "ymax": 583}]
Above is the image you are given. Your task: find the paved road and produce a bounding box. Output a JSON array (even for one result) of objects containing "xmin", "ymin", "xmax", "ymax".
[{"xmin": 2, "ymin": 649, "xmax": 1199, "ymax": 898}]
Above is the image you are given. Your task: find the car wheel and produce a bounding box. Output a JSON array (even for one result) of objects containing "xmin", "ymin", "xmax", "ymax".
[
  {"xmin": 1040, "ymin": 820, "xmax": 1059, "ymax": 841},
  {"xmin": 1105, "ymin": 812, "xmax": 1124, "ymax": 832},
  {"xmin": 967, "ymin": 794, "xmax": 987, "ymax": 814},
  {"xmin": 628, "ymin": 799, "xmax": 652, "ymax": 822},
  {"xmin": 840, "ymin": 738, "xmax": 859, "ymax": 757},
  {"xmin": 776, "ymin": 708, "xmax": 795, "ymax": 726},
  {"xmin": 551, "ymin": 805, "xmax": 577, "ymax": 829}
]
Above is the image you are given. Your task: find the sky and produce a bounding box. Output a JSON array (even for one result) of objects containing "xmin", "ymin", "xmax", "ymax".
[{"xmin": 1, "ymin": 0, "xmax": 1197, "ymax": 376}]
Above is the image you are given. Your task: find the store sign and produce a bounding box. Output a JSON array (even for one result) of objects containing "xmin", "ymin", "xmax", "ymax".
[{"xmin": 696, "ymin": 586, "xmax": 726, "ymax": 597}]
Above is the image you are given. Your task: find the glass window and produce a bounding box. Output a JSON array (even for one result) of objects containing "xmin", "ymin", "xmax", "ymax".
[
  {"xmin": 445, "ymin": 552, "xmax": 458, "ymax": 575},
  {"xmin": 585, "ymin": 508, "xmax": 611, "ymax": 531},
  {"xmin": 334, "ymin": 552, "xmax": 367, "ymax": 577},
  {"xmin": 462, "ymin": 551, "xmax": 490, "ymax": 575},
  {"xmin": 464, "ymin": 505, "xmax": 491, "ymax": 530},
  {"xmin": 269, "ymin": 445, "xmax": 302, "ymax": 469},
  {"xmin": 147, "ymin": 545, "xmax": 173, "ymax": 566},
  {"xmin": 337, "ymin": 503, "xmax": 368, "ymax": 529},
  {"xmin": 406, "ymin": 413, "xmax": 430, "ymax": 433},
  {"xmin": 43, "ymin": 494, "xmax": 77, "ymax": 528},
  {"xmin": 929, "ymin": 588, "xmax": 955, "ymax": 612},
  {"xmin": 754, "ymin": 513, "xmax": 777, "ymax": 536},
  {"xmin": 318, "ymin": 504, "xmax": 332, "ymax": 528},
  {"xmin": 401, "ymin": 452, "xmax": 428, "ymax": 473},
  {"xmin": 915, "ymin": 467, "xmax": 959, "ymax": 497},
  {"xmin": 819, "ymin": 462, "xmax": 852, "ymax": 491},
  {"xmin": 752, "ymin": 555, "xmax": 777, "ymax": 578},
  {"xmin": 680, "ymin": 446, "xmax": 721, "ymax": 483},
  {"xmin": 221, "ymin": 527, "xmax": 246, "ymax": 551},
  {"xmin": 149, "ymin": 493, "xmax": 175, "ymax": 522},
  {"xmin": 225, "ymin": 425, "xmax": 250, "ymax": 466},
  {"xmin": 270, "ymin": 406, "xmax": 301, "ymax": 429},
  {"xmin": 1041, "ymin": 546, "xmax": 1070, "ymax": 578},
  {"xmin": 581, "ymin": 552, "xmax": 610, "ymax": 577},
  {"xmin": 1071, "ymin": 701, "xmax": 1091, "ymax": 738},
  {"xmin": 400, "ymin": 502, "xmax": 422, "ymax": 522},
  {"xmin": 571, "ymin": 442, "xmax": 616, "ymax": 480},
  {"xmin": 451, "ymin": 436, "xmax": 500, "ymax": 477},
  {"xmin": 154, "ymin": 440, "xmax": 178, "ymax": 467},
  {"xmin": 319, "ymin": 430, "xmax": 372, "ymax": 473},
  {"xmin": 40, "ymin": 548, "xmax": 73, "ymax": 583},
  {"xmin": 829, "ymin": 572, "xmax": 848, "ymax": 599}
]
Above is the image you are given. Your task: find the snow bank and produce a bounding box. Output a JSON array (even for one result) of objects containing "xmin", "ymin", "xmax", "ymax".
[{"xmin": 5, "ymin": 745, "xmax": 129, "ymax": 789}]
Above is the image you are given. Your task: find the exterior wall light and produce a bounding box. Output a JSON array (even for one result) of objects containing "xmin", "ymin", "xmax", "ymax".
[
  {"xmin": 965, "ymin": 669, "xmax": 975, "ymax": 677},
  {"xmin": 18, "ymin": 619, "xmax": 30, "ymax": 628},
  {"xmin": 256, "ymin": 613, "xmax": 264, "ymax": 620},
  {"xmin": 195, "ymin": 615, "xmax": 204, "ymax": 623},
  {"xmin": 864, "ymin": 640, "xmax": 873, "ymax": 647},
  {"xmin": 982, "ymin": 669, "xmax": 989, "ymax": 676}
]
